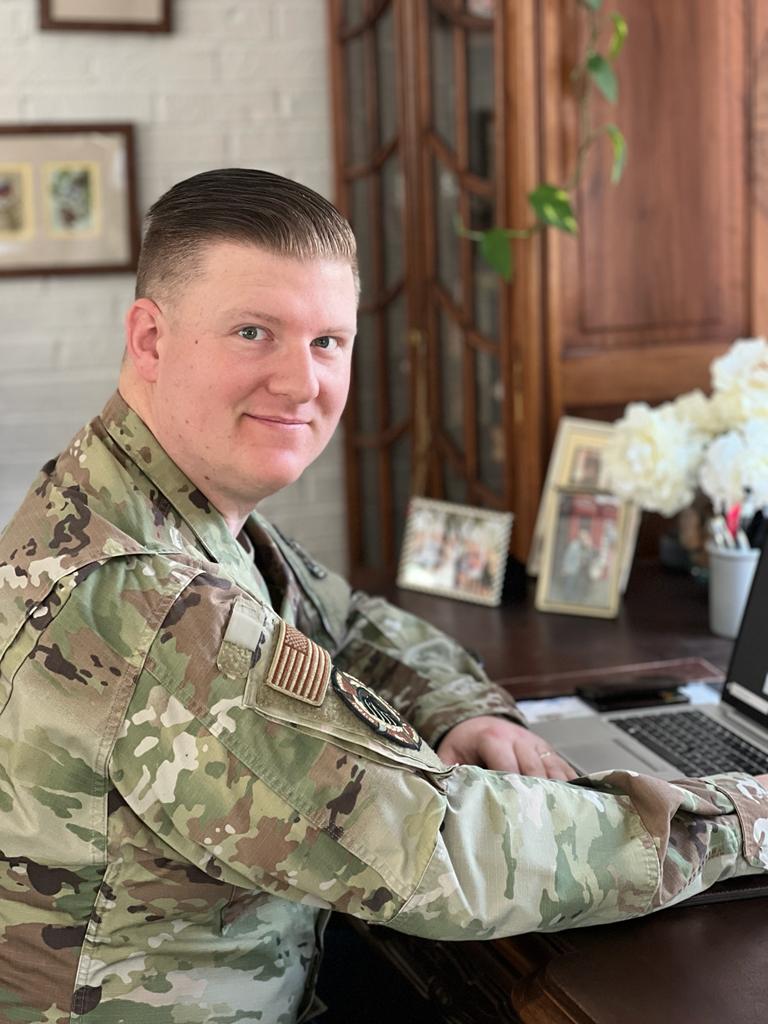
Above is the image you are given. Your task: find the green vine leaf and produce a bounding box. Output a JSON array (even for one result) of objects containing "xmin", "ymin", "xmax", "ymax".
[
  {"xmin": 458, "ymin": 1, "xmax": 626, "ymax": 281},
  {"xmin": 479, "ymin": 228, "xmax": 514, "ymax": 281},
  {"xmin": 609, "ymin": 12, "xmax": 628, "ymax": 59},
  {"xmin": 587, "ymin": 53, "xmax": 618, "ymax": 103},
  {"xmin": 605, "ymin": 123, "xmax": 626, "ymax": 183},
  {"xmin": 528, "ymin": 185, "xmax": 578, "ymax": 234}
]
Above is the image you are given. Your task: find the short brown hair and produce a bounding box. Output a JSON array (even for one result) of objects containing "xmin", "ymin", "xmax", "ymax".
[{"xmin": 135, "ymin": 168, "xmax": 358, "ymax": 301}]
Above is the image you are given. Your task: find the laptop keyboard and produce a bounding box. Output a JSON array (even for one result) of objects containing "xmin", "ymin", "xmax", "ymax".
[{"xmin": 614, "ymin": 709, "xmax": 768, "ymax": 776}]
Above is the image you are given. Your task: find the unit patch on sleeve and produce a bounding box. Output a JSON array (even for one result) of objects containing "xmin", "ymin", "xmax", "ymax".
[
  {"xmin": 332, "ymin": 669, "xmax": 421, "ymax": 749},
  {"xmin": 265, "ymin": 619, "xmax": 332, "ymax": 706}
]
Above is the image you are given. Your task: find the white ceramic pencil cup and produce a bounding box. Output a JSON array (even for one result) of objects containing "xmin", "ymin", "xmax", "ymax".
[{"xmin": 706, "ymin": 541, "xmax": 760, "ymax": 639}]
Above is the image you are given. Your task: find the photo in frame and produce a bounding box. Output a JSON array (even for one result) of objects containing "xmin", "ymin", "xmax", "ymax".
[
  {"xmin": 397, "ymin": 498, "xmax": 514, "ymax": 607},
  {"xmin": 0, "ymin": 124, "xmax": 138, "ymax": 276},
  {"xmin": 40, "ymin": 0, "xmax": 171, "ymax": 32},
  {"xmin": 535, "ymin": 488, "xmax": 626, "ymax": 619},
  {"xmin": 527, "ymin": 416, "xmax": 640, "ymax": 592}
]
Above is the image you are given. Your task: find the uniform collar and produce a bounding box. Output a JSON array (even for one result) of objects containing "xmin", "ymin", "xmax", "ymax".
[{"xmin": 100, "ymin": 391, "xmax": 258, "ymax": 584}]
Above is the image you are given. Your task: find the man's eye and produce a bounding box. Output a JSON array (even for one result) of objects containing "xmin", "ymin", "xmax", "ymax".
[
  {"xmin": 312, "ymin": 336, "xmax": 338, "ymax": 350},
  {"xmin": 238, "ymin": 326, "xmax": 267, "ymax": 342}
]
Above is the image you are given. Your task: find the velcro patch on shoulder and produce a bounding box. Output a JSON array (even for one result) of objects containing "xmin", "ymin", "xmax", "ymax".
[
  {"xmin": 265, "ymin": 619, "xmax": 331, "ymax": 706},
  {"xmin": 216, "ymin": 597, "xmax": 268, "ymax": 679},
  {"xmin": 332, "ymin": 669, "xmax": 421, "ymax": 750}
]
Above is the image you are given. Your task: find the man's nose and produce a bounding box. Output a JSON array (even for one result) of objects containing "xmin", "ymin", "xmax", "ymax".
[{"xmin": 266, "ymin": 344, "xmax": 320, "ymax": 403}]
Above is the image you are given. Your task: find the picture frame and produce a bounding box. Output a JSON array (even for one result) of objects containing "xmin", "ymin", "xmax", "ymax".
[
  {"xmin": 527, "ymin": 416, "xmax": 640, "ymax": 592},
  {"xmin": 397, "ymin": 497, "xmax": 514, "ymax": 607},
  {"xmin": 0, "ymin": 124, "xmax": 139, "ymax": 276},
  {"xmin": 40, "ymin": 0, "xmax": 171, "ymax": 33},
  {"xmin": 535, "ymin": 488, "xmax": 626, "ymax": 619}
]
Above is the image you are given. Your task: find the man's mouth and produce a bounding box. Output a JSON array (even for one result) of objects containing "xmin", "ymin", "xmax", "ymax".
[{"xmin": 245, "ymin": 414, "xmax": 310, "ymax": 427}]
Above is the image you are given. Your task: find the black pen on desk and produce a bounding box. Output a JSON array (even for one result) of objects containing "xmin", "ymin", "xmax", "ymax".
[{"xmin": 747, "ymin": 510, "xmax": 768, "ymax": 548}]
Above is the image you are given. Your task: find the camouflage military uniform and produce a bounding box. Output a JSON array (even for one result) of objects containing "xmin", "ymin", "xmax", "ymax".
[{"xmin": 1, "ymin": 392, "xmax": 767, "ymax": 1024}]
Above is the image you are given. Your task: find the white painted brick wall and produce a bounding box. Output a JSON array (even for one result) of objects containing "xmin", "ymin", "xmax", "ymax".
[{"xmin": 0, "ymin": 0, "xmax": 350, "ymax": 574}]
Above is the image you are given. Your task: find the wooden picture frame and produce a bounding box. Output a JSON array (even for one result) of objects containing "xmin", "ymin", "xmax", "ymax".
[
  {"xmin": 535, "ymin": 488, "xmax": 626, "ymax": 619},
  {"xmin": 527, "ymin": 416, "xmax": 640, "ymax": 593},
  {"xmin": 0, "ymin": 124, "xmax": 139, "ymax": 276},
  {"xmin": 397, "ymin": 497, "xmax": 514, "ymax": 607},
  {"xmin": 40, "ymin": 0, "xmax": 171, "ymax": 33}
]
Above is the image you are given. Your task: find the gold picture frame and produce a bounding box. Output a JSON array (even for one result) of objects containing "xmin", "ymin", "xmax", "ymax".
[
  {"xmin": 0, "ymin": 163, "xmax": 34, "ymax": 241},
  {"xmin": 527, "ymin": 416, "xmax": 640, "ymax": 592},
  {"xmin": 397, "ymin": 497, "xmax": 514, "ymax": 607},
  {"xmin": 535, "ymin": 488, "xmax": 626, "ymax": 619},
  {"xmin": 0, "ymin": 124, "xmax": 138, "ymax": 276}
]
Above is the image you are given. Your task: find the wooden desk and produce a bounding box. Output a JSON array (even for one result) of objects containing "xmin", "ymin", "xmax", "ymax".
[
  {"xmin": 379, "ymin": 560, "xmax": 732, "ymax": 683},
  {"xmin": 351, "ymin": 563, "xmax": 768, "ymax": 1024}
]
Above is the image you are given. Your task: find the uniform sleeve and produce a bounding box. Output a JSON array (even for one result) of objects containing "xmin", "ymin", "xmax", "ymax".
[
  {"xmin": 109, "ymin": 575, "xmax": 768, "ymax": 941},
  {"xmin": 335, "ymin": 590, "xmax": 524, "ymax": 746}
]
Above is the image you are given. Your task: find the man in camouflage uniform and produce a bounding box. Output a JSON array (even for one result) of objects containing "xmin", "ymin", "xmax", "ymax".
[{"xmin": 1, "ymin": 168, "xmax": 767, "ymax": 1024}]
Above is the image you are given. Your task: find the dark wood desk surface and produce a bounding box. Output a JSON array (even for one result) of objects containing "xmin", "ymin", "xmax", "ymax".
[
  {"xmin": 382, "ymin": 561, "xmax": 733, "ymax": 683},
  {"xmin": 354, "ymin": 563, "xmax": 768, "ymax": 1024}
]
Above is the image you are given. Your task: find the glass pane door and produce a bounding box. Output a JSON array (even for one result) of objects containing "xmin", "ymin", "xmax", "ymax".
[
  {"xmin": 421, "ymin": 0, "xmax": 504, "ymax": 505},
  {"xmin": 332, "ymin": 0, "xmax": 411, "ymax": 572}
]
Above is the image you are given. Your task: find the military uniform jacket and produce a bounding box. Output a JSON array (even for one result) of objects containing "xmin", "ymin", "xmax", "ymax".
[{"xmin": 1, "ymin": 393, "xmax": 767, "ymax": 1024}]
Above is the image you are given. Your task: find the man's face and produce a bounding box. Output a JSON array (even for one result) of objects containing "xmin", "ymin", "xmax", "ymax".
[{"xmin": 146, "ymin": 241, "xmax": 357, "ymax": 514}]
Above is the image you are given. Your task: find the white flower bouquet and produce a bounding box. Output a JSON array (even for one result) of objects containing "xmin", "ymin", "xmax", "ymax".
[{"xmin": 604, "ymin": 338, "xmax": 768, "ymax": 540}]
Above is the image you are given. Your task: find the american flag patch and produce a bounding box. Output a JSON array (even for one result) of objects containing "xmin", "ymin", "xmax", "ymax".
[{"xmin": 265, "ymin": 620, "xmax": 331, "ymax": 706}]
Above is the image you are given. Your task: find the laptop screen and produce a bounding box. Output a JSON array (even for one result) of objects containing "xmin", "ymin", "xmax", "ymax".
[{"xmin": 722, "ymin": 539, "xmax": 768, "ymax": 727}]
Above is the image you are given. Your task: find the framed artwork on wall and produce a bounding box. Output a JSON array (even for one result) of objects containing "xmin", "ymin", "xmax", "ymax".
[
  {"xmin": 40, "ymin": 0, "xmax": 172, "ymax": 33},
  {"xmin": 0, "ymin": 124, "xmax": 139, "ymax": 276},
  {"xmin": 397, "ymin": 497, "xmax": 514, "ymax": 607}
]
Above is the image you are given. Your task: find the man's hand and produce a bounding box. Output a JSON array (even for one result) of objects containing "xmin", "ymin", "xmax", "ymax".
[{"xmin": 437, "ymin": 716, "xmax": 577, "ymax": 781}]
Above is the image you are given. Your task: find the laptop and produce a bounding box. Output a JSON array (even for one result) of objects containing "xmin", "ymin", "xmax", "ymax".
[{"xmin": 533, "ymin": 543, "xmax": 768, "ymax": 781}]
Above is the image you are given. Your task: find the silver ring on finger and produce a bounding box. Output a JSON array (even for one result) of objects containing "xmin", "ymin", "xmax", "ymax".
[{"xmin": 539, "ymin": 750, "xmax": 554, "ymax": 759}]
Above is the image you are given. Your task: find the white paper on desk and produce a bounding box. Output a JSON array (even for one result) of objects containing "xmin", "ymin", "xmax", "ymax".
[
  {"xmin": 679, "ymin": 681, "xmax": 722, "ymax": 705},
  {"xmin": 517, "ymin": 695, "xmax": 597, "ymax": 723},
  {"xmin": 518, "ymin": 682, "xmax": 721, "ymax": 723}
]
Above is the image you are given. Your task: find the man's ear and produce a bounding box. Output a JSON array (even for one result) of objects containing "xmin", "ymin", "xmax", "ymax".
[{"xmin": 124, "ymin": 298, "xmax": 164, "ymax": 383}]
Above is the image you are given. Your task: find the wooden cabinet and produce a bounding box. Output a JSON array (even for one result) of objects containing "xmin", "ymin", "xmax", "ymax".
[
  {"xmin": 328, "ymin": 0, "xmax": 768, "ymax": 579},
  {"xmin": 542, "ymin": 0, "xmax": 760, "ymax": 415}
]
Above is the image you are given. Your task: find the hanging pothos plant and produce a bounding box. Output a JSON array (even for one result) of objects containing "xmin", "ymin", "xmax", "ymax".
[{"xmin": 461, "ymin": 0, "xmax": 628, "ymax": 280}]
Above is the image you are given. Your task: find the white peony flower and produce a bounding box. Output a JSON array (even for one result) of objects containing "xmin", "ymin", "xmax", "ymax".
[
  {"xmin": 698, "ymin": 431, "xmax": 751, "ymax": 512},
  {"xmin": 671, "ymin": 389, "xmax": 718, "ymax": 437},
  {"xmin": 711, "ymin": 337, "xmax": 768, "ymax": 393},
  {"xmin": 710, "ymin": 338, "xmax": 768, "ymax": 426},
  {"xmin": 740, "ymin": 421, "xmax": 768, "ymax": 507},
  {"xmin": 603, "ymin": 401, "xmax": 706, "ymax": 517},
  {"xmin": 699, "ymin": 421, "xmax": 768, "ymax": 512},
  {"xmin": 606, "ymin": 338, "xmax": 768, "ymax": 517},
  {"xmin": 709, "ymin": 386, "xmax": 768, "ymax": 428}
]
